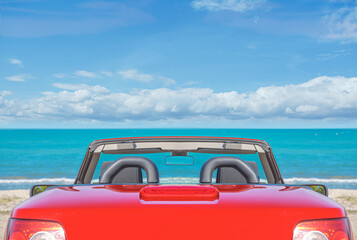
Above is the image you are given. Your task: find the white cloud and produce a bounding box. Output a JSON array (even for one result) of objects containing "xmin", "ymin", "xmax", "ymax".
[
  {"xmin": 0, "ymin": 91, "xmax": 12, "ymax": 111},
  {"xmin": 317, "ymin": 49, "xmax": 351, "ymax": 61},
  {"xmin": 285, "ymin": 107, "xmax": 294, "ymax": 114},
  {"xmin": 5, "ymin": 73, "xmax": 35, "ymax": 82},
  {"xmin": 0, "ymin": 76, "xmax": 356, "ymax": 122},
  {"xmin": 295, "ymin": 105, "xmax": 319, "ymax": 113},
  {"xmin": 159, "ymin": 76, "xmax": 176, "ymax": 86},
  {"xmin": 53, "ymin": 73, "xmax": 67, "ymax": 79},
  {"xmin": 323, "ymin": 6, "xmax": 357, "ymax": 42},
  {"xmin": 74, "ymin": 70, "xmax": 100, "ymax": 78},
  {"xmin": 53, "ymin": 83, "xmax": 110, "ymax": 94},
  {"xmin": 117, "ymin": 69, "xmax": 154, "ymax": 82},
  {"xmin": 55, "ymin": 71, "xmax": 114, "ymax": 79},
  {"xmin": 8, "ymin": 58, "xmax": 23, "ymax": 66},
  {"xmin": 117, "ymin": 69, "xmax": 176, "ymax": 85},
  {"xmin": 185, "ymin": 81, "xmax": 199, "ymax": 86},
  {"xmin": 53, "ymin": 69, "xmax": 174, "ymax": 86},
  {"xmin": 191, "ymin": 0, "xmax": 266, "ymax": 12},
  {"xmin": 100, "ymin": 71, "xmax": 114, "ymax": 77},
  {"xmin": 1, "ymin": 91, "xmax": 12, "ymax": 97}
]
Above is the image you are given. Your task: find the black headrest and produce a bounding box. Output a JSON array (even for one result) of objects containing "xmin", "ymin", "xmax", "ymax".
[
  {"xmin": 200, "ymin": 156, "xmax": 259, "ymax": 184},
  {"xmin": 100, "ymin": 156, "xmax": 159, "ymax": 184},
  {"xmin": 100, "ymin": 161, "xmax": 143, "ymax": 184},
  {"xmin": 216, "ymin": 161, "xmax": 259, "ymax": 184}
]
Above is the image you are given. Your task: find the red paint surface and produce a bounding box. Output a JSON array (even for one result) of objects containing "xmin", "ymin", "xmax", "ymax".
[{"xmin": 11, "ymin": 184, "xmax": 346, "ymax": 240}]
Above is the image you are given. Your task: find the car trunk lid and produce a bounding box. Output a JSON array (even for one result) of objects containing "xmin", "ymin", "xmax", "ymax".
[{"xmin": 12, "ymin": 184, "xmax": 346, "ymax": 240}]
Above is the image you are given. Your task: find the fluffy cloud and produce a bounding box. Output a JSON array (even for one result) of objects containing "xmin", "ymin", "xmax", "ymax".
[
  {"xmin": 8, "ymin": 58, "xmax": 23, "ymax": 66},
  {"xmin": 53, "ymin": 69, "xmax": 174, "ymax": 86},
  {"xmin": 159, "ymin": 76, "xmax": 176, "ymax": 86},
  {"xmin": 117, "ymin": 69, "xmax": 176, "ymax": 85},
  {"xmin": 324, "ymin": 6, "xmax": 357, "ymax": 42},
  {"xmin": 117, "ymin": 69, "xmax": 154, "ymax": 82},
  {"xmin": 53, "ymin": 73, "xmax": 67, "ymax": 79},
  {"xmin": 0, "ymin": 76, "xmax": 356, "ymax": 122},
  {"xmin": 74, "ymin": 70, "xmax": 100, "ymax": 78},
  {"xmin": 5, "ymin": 74, "xmax": 35, "ymax": 82},
  {"xmin": 55, "ymin": 71, "xmax": 114, "ymax": 79},
  {"xmin": 100, "ymin": 71, "xmax": 114, "ymax": 77},
  {"xmin": 0, "ymin": 91, "xmax": 12, "ymax": 104},
  {"xmin": 191, "ymin": 0, "xmax": 266, "ymax": 12}
]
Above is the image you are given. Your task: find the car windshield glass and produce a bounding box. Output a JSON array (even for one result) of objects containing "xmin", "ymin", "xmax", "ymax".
[{"xmin": 91, "ymin": 151, "xmax": 267, "ymax": 184}]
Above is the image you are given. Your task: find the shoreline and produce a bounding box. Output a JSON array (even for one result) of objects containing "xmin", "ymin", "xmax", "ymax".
[{"xmin": 1, "ymin": 188, "xmax": 356, "ymax": 237}]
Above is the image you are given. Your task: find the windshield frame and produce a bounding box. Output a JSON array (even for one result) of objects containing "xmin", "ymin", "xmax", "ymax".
[{"xmin": 75, "ymin": 137, "xmax": 283, "ymax": 185}]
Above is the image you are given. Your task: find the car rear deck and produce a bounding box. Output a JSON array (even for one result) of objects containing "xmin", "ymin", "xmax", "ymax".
[{"xmin": 12, "ymin": 184, "xmax": 346, "ymax": 240}]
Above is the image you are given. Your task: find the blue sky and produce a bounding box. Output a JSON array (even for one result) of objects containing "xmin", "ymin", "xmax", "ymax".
[{"xmin": 0, "ymin": 0, "xmax": 357, "ymax": 128}]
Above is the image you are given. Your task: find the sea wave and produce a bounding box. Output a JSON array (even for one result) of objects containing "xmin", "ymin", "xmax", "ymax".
[
  {"xmin": 160, "ymin": 177, "xmax": 199, "ymax": 184},
  {"xmin": 0, "ymin": 178, "xmax": 75, "ymax": 184},
  {"xmin": 284, "ymin": 178, "xmax": 357, "ymax": 183},
  {"xmin": 1, "ymin": 177, "xmax": 357, "ymax": 184},
  {"xmin": 159, "ymin": 177, "xmax": 357, "ymax": 189},
  {"xmin": 0, "ymin": 177, "xmax": 357, "ymax": 190}
]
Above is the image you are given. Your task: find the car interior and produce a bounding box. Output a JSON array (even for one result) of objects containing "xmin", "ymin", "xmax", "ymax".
[
  {"xmin": 84, "ymin": 140, "xmax": 274, "ymax": 185},
  {"xmin": 97, "ymin": 156, "xmax": 261, "ymax": 185}
]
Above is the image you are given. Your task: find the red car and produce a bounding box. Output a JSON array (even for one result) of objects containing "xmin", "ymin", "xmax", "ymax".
[{"xmin": 5, "ymin": 137, "xmax": 354, "ymax": 240}]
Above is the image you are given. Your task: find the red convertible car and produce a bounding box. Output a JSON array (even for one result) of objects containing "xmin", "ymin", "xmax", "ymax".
[{"xmin": 5, "ymin": 137, "xmax": 354, "ymax": 240}]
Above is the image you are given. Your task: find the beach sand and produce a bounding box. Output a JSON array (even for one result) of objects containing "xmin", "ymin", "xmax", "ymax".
[{"xmin": 1, "ymin": 189, "xmax": 356, "ymax": 238}]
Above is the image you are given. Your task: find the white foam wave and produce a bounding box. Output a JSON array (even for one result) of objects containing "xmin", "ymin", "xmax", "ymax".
[
  {"xmin": 0, "ymin": 177, "xmax": 356, "ymax": 185},
  {"xmin": 160, "ymin": 177, "xmax": 199, "ymax": 184},
  {"xmin": 160, "ymin": 177, "xmax": 357, "ymax": 184},
  {"xmin": 0, "ymin": 178, "xmax": 75, "ymax": 184},
  {"xmin": 284, "ymin": 178, "xmax": 357, "ymax": 183},
  {"xmin": 0, "ymin": 177, "xmax": 199, "ymax": 185}
]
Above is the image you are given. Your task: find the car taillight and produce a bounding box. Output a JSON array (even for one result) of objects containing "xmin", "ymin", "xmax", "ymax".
[
  {"xmin": 6, "ymin": 219, "xmax": 66, "ymax": 240},
  {"xmin": 293, "ymin": 218, "xmax": 352, "ymax": 240}
]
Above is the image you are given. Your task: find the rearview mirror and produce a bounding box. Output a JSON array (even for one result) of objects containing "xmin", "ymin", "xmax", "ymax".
[
  {"xmin": 301, "ymin": 184, "xmax": 328, "ymax": 196},
  {"xmin": 30, "ymin": 185, "xmax": 56, "ymax": 197}
]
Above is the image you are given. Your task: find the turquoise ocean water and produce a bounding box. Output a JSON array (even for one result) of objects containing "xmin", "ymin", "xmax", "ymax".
[{"xmin": 0, "ymin": 129, "xmax": 356, "ymax": 190}]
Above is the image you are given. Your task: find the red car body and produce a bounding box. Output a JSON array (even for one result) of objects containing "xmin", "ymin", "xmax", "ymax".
[{"xmin": 5, "ymin": 137, "xmax": 354, "ymax": 240}]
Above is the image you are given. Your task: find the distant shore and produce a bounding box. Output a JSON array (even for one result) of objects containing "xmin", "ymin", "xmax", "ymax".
[{"xmin": 1, "ymin": 189, "xmax": 356, "ymax": 237}]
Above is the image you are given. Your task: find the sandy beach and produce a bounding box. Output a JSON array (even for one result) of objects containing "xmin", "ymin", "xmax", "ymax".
[{"xmin": 1, "ymin": 189, "xmax": 356, "ymax": 237}]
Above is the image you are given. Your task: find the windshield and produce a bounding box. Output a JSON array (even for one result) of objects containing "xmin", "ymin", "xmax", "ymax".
[{"xmin": 90, "ymin": 151, "xmax": 267, "ymax": 185}]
